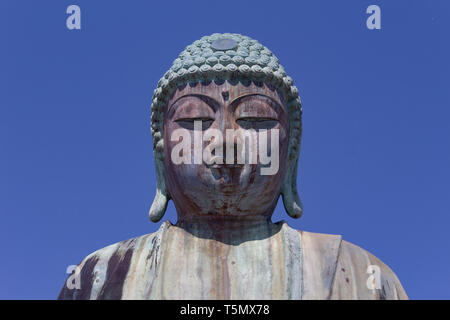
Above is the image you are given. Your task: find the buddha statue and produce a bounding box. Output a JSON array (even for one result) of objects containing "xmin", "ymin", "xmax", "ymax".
[{"xmin": 58, "ymin": 33, "xmax": 407, "ymax": 300}]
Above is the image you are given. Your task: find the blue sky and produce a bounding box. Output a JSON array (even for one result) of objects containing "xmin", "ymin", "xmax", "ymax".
[{"xmin": 1, "ymin": 0, "xmax": 449, "ymax": 299}]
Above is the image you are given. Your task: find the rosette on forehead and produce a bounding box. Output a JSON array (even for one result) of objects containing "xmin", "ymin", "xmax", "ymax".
[{"xmin": 149, "ymin": 33, "xmax": 303, "ymax": 222}]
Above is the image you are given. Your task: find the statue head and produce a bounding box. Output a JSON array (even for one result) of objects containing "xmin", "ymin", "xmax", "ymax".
[{"xmin": 149, "ymin": 33, "xmax": 302, "ymax": 223}]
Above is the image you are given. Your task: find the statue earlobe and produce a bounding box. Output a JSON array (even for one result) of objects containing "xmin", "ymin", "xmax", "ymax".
[
  {"xmin": 281, "ymin": 156, "xmax": 303, "ymax": 219},
  {"xmin": 149, "ymin": 189, "xmax": 169, "ymax": 222},
  {"xmin": 149, "ymin": 155, "xmax": 169, "ymax": 222}
]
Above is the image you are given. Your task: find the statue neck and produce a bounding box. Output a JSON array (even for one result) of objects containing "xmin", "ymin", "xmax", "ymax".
[{"xmin": 174, "ymin": 215, "xmax": 280, "ymax": 244}]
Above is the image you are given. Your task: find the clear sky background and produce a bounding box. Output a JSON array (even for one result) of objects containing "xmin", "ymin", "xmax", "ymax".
[{"xmin": 1, "ymin": 0, "xmax": 449, "ymax": 299}]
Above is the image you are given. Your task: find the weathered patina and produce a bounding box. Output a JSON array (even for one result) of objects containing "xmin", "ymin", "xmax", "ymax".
[
  {"xmin": 58, "ymin": 33, "xmax": 407, "ymax": 300},
  {"xmin": 58, "ymin": 220, "xmax": 407, "ymax": 299}
]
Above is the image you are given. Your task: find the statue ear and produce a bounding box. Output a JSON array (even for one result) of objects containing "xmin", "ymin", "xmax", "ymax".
[
  {"xmin": 281, "ymin": 156, "xmax": 303, "ymax": 219},
  {"xmin": 149, "ymin": 155, "xmax": 170, "ymax": 222}
]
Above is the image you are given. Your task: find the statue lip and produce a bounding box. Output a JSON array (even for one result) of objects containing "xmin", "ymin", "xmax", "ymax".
[
  {"xmin": 207, "ymin": 163, "xmax": 243, "ymax": 169},
  {"xmin": 204, "ymin": 155, "xmax": 244, "ymax": 169}
]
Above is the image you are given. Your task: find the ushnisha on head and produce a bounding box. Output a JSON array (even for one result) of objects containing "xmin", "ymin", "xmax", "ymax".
[{"xmin": 149, "ymin": 33, "xmax": 303, "ymax": 223}]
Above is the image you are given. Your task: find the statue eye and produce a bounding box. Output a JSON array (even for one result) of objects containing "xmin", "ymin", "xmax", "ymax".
[
  {"xmin": 174, "ymin": 118, "xmax": 214, "ymax": 130},
  {"xmin": 236, "ymin": 117, "xmax": 278, "ymax": 130}
]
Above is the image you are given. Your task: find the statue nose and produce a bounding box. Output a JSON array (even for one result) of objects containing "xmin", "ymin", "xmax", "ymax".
[
  {"xmin": 222, "ymin": 139, "xmax": 239, "ymax": 165},
  {"xmin": 220, "ymin": 114, "xmax": 240, "ymax": 165}
]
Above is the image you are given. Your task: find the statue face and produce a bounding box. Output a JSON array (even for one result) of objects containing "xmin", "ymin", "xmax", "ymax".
[{"xmin": 163, "ymin": 80, "xmax": 289, "ymax": 221}]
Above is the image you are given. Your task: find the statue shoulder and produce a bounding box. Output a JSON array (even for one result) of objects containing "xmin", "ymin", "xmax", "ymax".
[
  {"xmin": 57, "ymin": 221, "xmax": 171, "ymax": 300},
  {"xmin": 331, "ymin": 239, "xmax": 408, "ymax": 300},
  {"xmin": 297, "ymin": 229, "xmax": 407, "ymax": 300}
]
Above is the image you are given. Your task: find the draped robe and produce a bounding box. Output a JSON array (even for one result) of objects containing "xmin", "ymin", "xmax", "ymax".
[{"xmin": 58, "ymin": 221, "xmax": 407, "ymax": 300}]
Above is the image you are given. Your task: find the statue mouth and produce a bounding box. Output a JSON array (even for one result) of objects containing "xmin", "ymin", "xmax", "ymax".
[
  {"xmin": 207, "ymin": 164, "xmax": 244, "ymax": 169},
  {"xmin": 204, "ymin": 155, "xmax": 245, "ymax": 169},
  {"xmin": 206, "ymin": 163, "xmax": 245, "ymax": 186}
]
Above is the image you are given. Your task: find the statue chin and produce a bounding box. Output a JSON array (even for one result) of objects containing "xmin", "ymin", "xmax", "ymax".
[{"xmin": 164, "ymin": 161, "xmax": 286, "ymax": 220}]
